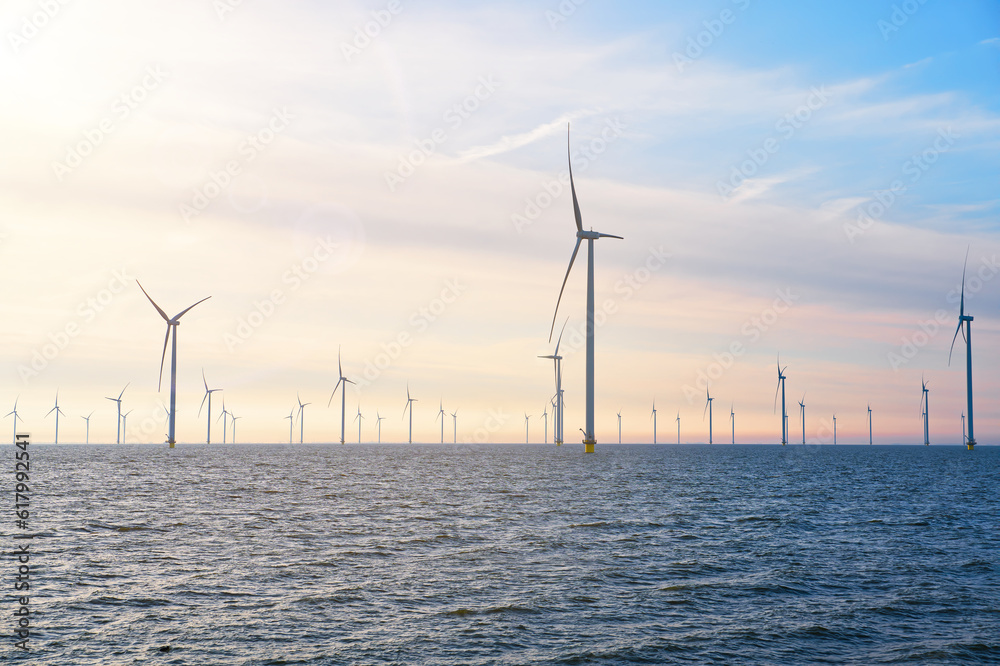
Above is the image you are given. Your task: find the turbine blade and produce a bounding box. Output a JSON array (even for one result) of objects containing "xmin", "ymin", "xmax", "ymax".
[
  {"xmin": 338, "ymin": 345, "xmax": 343, "ymax": 378},
  {"xmin": 947, "ymin": 321, "xmax": 963, "ymax": 365},
  {"xmin": 328, "ymin": 379, "xmax": 343, "ymax": 407},
  {"xmin": 960, "ymin": 246, "xmax": 969, "ymax": 317},
  {"xmin": 137, "ymin": 281, "xmax": 170, "ymax": 322},
  {"xmin": 567, "ymin": 124, "xmax": 583, "ymax": 233},
  {"xmin": 596, "ymin": 232, "xmax": 624, "ymax": 240},
  {"xmin": 119, "ymin": 382, "xmax": 130, "ymax": 399},
  {"xmin": 549, "ymin": 238, "xmax": 582, "ymax": 342},
  {"xmin": 157, "ymin": 326, "xmax": 170, "ymax": 391},
  {"xmin": 198, "ymin": 391, "xmax": 208, "ymax": 417},
  {"xmin": 203, "ymin": 368, "xmax": 209, "ymax": 392},
  {"xmin": 554, "ymin": 317, "xmax": 569, "ymax": 356},
  {"xmin": 172, "ymin": 296, "xmax": 211, "ymax": 322}
]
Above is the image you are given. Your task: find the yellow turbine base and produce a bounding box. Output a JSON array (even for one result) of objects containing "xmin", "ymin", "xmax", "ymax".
[
  {"xmin": 968, "ymin": 442, "xmax": 975, "ymax": 450},
  {"xmin": 584, "ymin": 440, "xmax": 595, "ymax": 453},
  {"xmin": 168, "ymin": 442, "xmax": 175, "ymax": 449}
]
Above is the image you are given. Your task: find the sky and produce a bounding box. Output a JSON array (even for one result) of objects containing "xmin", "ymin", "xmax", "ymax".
[{"xmin": 1, "ymin": 0, "xmax": 998, "ymax": 446}]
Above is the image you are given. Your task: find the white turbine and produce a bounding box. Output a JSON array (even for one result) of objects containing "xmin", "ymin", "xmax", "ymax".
[
  {"xmin": 833, "ymin": 414, "xmax": 837, "ymax": 445},
  {"xmin": 105, "ymin": 383, "xmax": 129, "ymax": 444},
  {"xmin": 451, "ymin": 410, "xmax": 458, "ymax": 444},
  {"xmin": 137, "ymin": 282, "xmax": 211, "ymax": 448},
  {"xmin": 548, "ymin": 125, "xmax": 623, "ymax": 453},
  {"xmin": 230, "ymin": 414, "xmax": 241, "ymax": 444},
  {"xmin": 284, "ymin": 409, "xmax": 294, "ymax": 444},
  {"xmin": 121, "ymin": 410, "xmax": 133, "ymax": 444},
  {"xmin": 651, "ymin": 400, "xmax": 657, "ymax": 445},
  {"xmin": 435, "ymin": 400, "xmax": 446, "ymax": 444},
  {"xmin": 617, "ymin": 409, "xmax": 621, "ymax": 444},
  {"xmin": 328, "ymin": 347, "xmax": 355, "ymax": 445},
  {"xmin": 402, "ymin": 385, "xmax": 417, "ymax": 444},
  {"xmin": 218, "ymin": 399, "xmax": 230, "ymax": 445},
  {"xmin": 539, "ymin": 318, "xmax": 568, "ymax": 447},
  {"xmin": 729, "ymin": 404, "xmax": 735, "ymax": 445},
  {"xmin": 704, "ymin": 389, "xmax": 714, "ymax": 445},
  {"xmin": 354, "ymin": 406, "xmax": 364, "ymax": 444},
  {"xmin": 46, "ymin": 390, "xmax": 65, "ymax": 444},
  {"xmin": 297, "ymin": 393, "xmax": 311, "ymax": 444},
  {"xmin": 676, "ymin": 412, "xmax": 680, "ymax": 445},
  {"xmin": 543, "ymin": 406, "xmax": 549, "ymax": 444},
  {"xmin": 868, "ymin": 404, "xmax": 873, "ymax": 445},
  {"xmin": 376, "ymin": 412, "xmax": 386, "ymax": 444},
  {"xmin": 6, "ymin": 397, "xmax": 23, "ymax": 444},
  {"xmin": 81, "ymin": 411, "xmax": 94, "ymax": 445},
  {"xmin": 198, "ymin": 370, "xmax": 222, "ymax": 444},
  {"xmin": 949, "ymin": 249, "xmax": 976, "ymax": 450},
  {"xmin": 920, "ymin": 377, "xmax": 930, "ymax": 446},
  {"xmin": 524, "ymin": 413, "xmax": 531, "ymax": 444},
  {"xmin": 798, "ymin": 395, "xmax": 806, "ymax": 445},
  {"xmin": 774, "ymin": 358, "xmax": 788, "ymax": 446}
]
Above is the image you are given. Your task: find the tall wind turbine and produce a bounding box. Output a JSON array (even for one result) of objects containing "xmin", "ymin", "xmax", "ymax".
[
  {"xmin": 524, "ymin": 413, "xmax": 532, "ymax": 444},
  {"xmin": 436, "ymin": 400, "xmax": 446, "ymax": 444},
  {"xmin": 402, "ymin": 385, "xmax": 417, "ymax": 444},
  {"xmin": 868, "ymin": 404, "xmax": 873, "ymax": 445},
  {"xmin": 376, "ymin": 412, "xmax": 386, "ymax": 444},
  {"xmin": 328, "ymin": 347, "xmax": 355, "ymax": 445},
  {"xmin": 539, "ymin": 318, "xmax": 568, "ymax": 448},
  {"xmin": 961, "ymin": 411, "xmax": 966, "ymax": 445},
  {"xmin": 296, "ymin": 393, "xmax": 311, "ymax": 444},
  {"xmin": 949, "ymin": 250, "xmax": 977, "ymax": 450},
  {"xmin": 548, "ymin": 124, "xmax": 623, "ymax": 453},
  {"xmin": 616, "ymin": 410, "xmax": 621, "ymax": 444},
  {"xmin": 218, "ymin": 399, "xmax": 230, "ymax": 444},
  {"xmin": 676, "ymin": 412, "xmax": 681, "ymax": 445},
  {"xmin": 704, "ymin": 389, "xmax": 714, "ymax": 445},
  {"xmin": 47, "ymin": 391, "xmax": 65, "ymax": 444},
  {"xmin": 920, "ymin": 378, "xmax": 930, "ymax": 446},
  {"xmin": 354, "ymin": 406, "xmax": 364, "ymax": 444},
  {"xmin": 105, "ymin": 383, "xmax": 129, "ymax": 444},
  {"xmin": 81, "ymin": 411, "xmax": 94, "ymax": 445},
  {"xmin": 651, "ymin": 401, "xmax": 657, "ymax": 444},
  {"xmin": 833, "ymin": 414, "xmax": 837, "ymax": 445},
  {"xmin": 729, "ymin": 404, "xmax": 735, "ymax": 445},
  {"xmin": 230, "ymin": 414, "xmax": 241, "ymax": 444},
  {"xmin": 199, "ymin": 370, "xmax": 222, "ymax": 444},
  {"xmin": 542, "ymin": 406, "xmax": 549, "ymax": 444},
  {"xmin": 774, "ymin": 358, "xmax": 788, "ymax": 445},
  {"xmin": 798, "ymin": 395, "xmax": 806, "ymax": 445},
  {"xmin": 121, "ymin": 410, "xmax": 133, "ymax": 444},
  {"xmin": 137, "ymin": 282, "xmax": 211, "ymax": 448},
  {"xmin": 451, "ymin": 410, "xmax": 458, "ymax": 443},
  {"xmin": 284, "ymin": 409, "xmax": 294, "ymax": 444},
  {"xmin": 6, "ymin": 397, "xmax": 22, "ymax": 444}
]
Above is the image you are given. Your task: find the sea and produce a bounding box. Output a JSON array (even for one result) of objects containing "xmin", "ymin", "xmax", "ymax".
[{"xmin": 7, "ymin": 443, "xmax": 999, "ymax": 665}]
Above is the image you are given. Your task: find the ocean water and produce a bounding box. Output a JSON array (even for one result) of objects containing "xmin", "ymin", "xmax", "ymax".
[{"xmin": 8, "ymin": 443, "xmax": 1000, "ymax": 665}]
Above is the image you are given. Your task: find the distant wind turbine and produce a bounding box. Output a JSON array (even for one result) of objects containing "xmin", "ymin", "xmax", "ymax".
[
  {"xmin": 105, "ymin": 383, "xmax": 129, "ymax": 444},
  {"xmin": 199, "ymin": 370, "xmax": 222, "ymax": 444},
  {"xmin": 137, "ymin": 281, "xmax": 211, "ymax": 448},
  {"xmin": 376, "ymin": 412, "xmax": 386, "ymax": 444},
  {"xmin": 230, "ymin": 414, "xmax": 241, "ymax": 444},
  {"xmin": 651, "ymin": 400, "xmax": 657, "ymax": 444},
  {"xmin": 284, "ymin": 409, "xmax": 294, "ymax": 444},
  {"xmin": 47, "ymin": 390, "xmax": 65, "ymax": 444},
  {"xmin": 868, "ymin": 404, "xmax": 873, "ymax": 445},
  {"xmin": 616, "ymin": 409, "xmax": 621, "ymax": 445},
  {"xmin": 833, "ymin": 414, "xmax": 837, "ymax": 445},
  {"xmin": 539, "ymin": 318, "xmax": 568, "ymax": 447},
  {"xmin": 328, "ymin": 347, "xmax": 355, "ymax": 445},
  {"xmin": 451, "ymin": 410, "xmax": 458, "ymax": 443},
  {"xmin": 81, "ymin": 411, "xmax": 94, "ymax": 445},
  {"xmin": 542, "ymin": 406, "xmax": 549, "ymax": 444},
  {"xmin": 949, "ymin": 249, "xmax": 977, "ymax": 450},
  {"xmin": 774, "ymin": 358, "xmax": 788, "ymax": 445},
  {"xmin": 920, "ymin": 377, "xmax": 930, "ymax": 446},
  {"xmin": 6, "ymin": 397, "xmax": 23, "ymax": 444},
  {"xmin": 218, "ymin": 399, "xmax": 230, "ymax": 444},
  {"xmin": 297, "ymin": 393, "xmax": 311, "ymax": 444},
  {"xmin": 798, "ymin": 395, "xmax": 806, "ymax": 445},
  {"xmin": 676, "ymin": 412, "xmax": 681, "ymax": 445},
  {"xmin": 704, "ymin": 389, "xmax": 714, "ymax": 445},
  {"xmin": 121, "ymin": 410, "xmax": 133, "ymax": 444},
  {"xmin": 354, "ymin": 406, "xmax": 364, "ymax": 444},
  {"xmin": 402, "ymin": 384, "xmax": 417, "ymax": 444},
  {"xmin": 548, "ymin": 124, "xmax": 623, "ymax": 453},
  {"xmin": 729, "ymin": 404, "xmax": 735, "ymax": 445},
  {"xmin": 435, "ymin": 400, "xmax": 446, "ymax": 444},
  {"xmin": 524, "ymin": 413, "xmax": 531, "ymax": 444},
  {"xmin": 961, "ymin": 411, "xmax": 966, "ymax": 445}
]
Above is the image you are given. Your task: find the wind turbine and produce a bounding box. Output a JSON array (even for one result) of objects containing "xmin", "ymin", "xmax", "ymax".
[
  {"xmin": 868, "ymin": 404, "xmax": 873, "ymax": 445},
  {"xmin": 6, "ymin": 397, "xmax": 23, "ymax": 444},
  {"xmin": 230, "ymin": 414, "xmax": 241, "ymax": 444},
  {"xmin": 105, "ymin": 383, "xmax": 129, "ymax": 444},
  {"xmin": 328, "ymin": 347, "xmax": 355, "ymax": 445},
  {"xmin": 296, "ymin": 393, "xmax": 311, "ymax": 444},
  {"xmin": 774, "ymin": 358, "xmax": 788, "ymax": 445},
  {"xmin": 961, "ymin": 411, "xmax": 966, "ymax": 445},
  {"xmin": 121, "ymin": 410, "xmax": 133, "ymax": 444},
  {"xmin": 81, "ymin": 411, "xmax": 94, "ymax": 445},
  {"xmin": 833, "ymin": 414, "xmax": 837, "ymax": 445},
  {"xmin": 920, "ymin": 377, "xmax": 930, "ymax": 446},
  {"xmin": 284, "ymin": 409, "xmax": 294, "ymax": 444},
  {"xmin": 198, "ymin": 370, "xmax": 222, "ymax": 444},
  {"xmin": 704, "ymin": 389, "xmax": 714, "ymax": 445},
  {"xmin": 616, "ymin": 410, "xmax": 621, "ymax": 445},
  {"xmin": 137, "ymin": 282, "xmax": 211, "ymax": 448},
  {"xmin": 650, "ymin": 400, "xmax": 657, "ymax": 444},
  {"xmin": 451, "ymin": 410, "xmax": 458, "ymax": 443},
  {"xmin": 47, "ymin": 390, "xmax": 65, "ymax": 444},
  {"xmin": 524, "ymin": 413, "xmax": 532, "ymax": 444},
  {"xmin": 539, "ymin": 318, "xmax": 568, "ymax": 448},
  {"xmin": 542, "ymin": 406, "xmax": 549, "ymax": 444},
  {"xmin": 729, "ymin": 404, "xmax": 735, "ymax": 445},
  {"xmin": 949, "ymin": 249, "xmax": 977, "ymax": 450},
  {"xmin": 435, "ymin": 400, "xmax": 446, "ymax": 444},
  {"xmin": 798, "ymin": 395, "xmax": 806, "ymax": 445},
  {"xmin": 548, "ymin": 124, "xmax": 623, "ymax": 453},
  {"xmin": 354, "ymin": 406, "xmax": 364, "ymax": 444},
  {"xmin": 402, "ymin": 385, "xmax": 417, "ymax": 444},
  {"xmin": 218, "ymin": 399, "xmax": 230, "ymax": 444},
  {"xmin": 676, "ymin": 412, "xmax": 681, "ymax": 445}
]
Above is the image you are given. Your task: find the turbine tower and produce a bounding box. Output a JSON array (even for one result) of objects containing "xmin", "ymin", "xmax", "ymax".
[
  {"xmin": 833, "ymin": 414, "xmax": 837, "ymax": 445},
  {"xmin": 198, "ymin": 370, "xmax": 222, "ymax": 444},
  {"xmin": 961, "ymin": 411, "xmax": 966, "ymax": 445},
  {"xmin": 376, "ymin": 412, "xmax": 386, "ymax": 444},
  {"xmin": 729, "ymin": 404, "xmax": 735, "ymax": 445},
  {"xmin": 121, "ymin": 410, "xmax": 133, "ymax": 444},
  {"xmin": 676, "ymin": 412, "xmax": 681, "ymax": 445},
  {"xmin": 218, "ymin": 399, "xmax": 230, "ymax": 444},
  {"xmin": 704, "ymin": 389, "xmax": 714, "ymax": 445},
  {"xmin": 435, "ymin": 400, "xmax": 446, "ymax": 444},
  {"xmin": 47, "ymin": 391, "xmax": 65, "ymax": 444},
  {"xmin": 81, "ymin": 411, "xmax": 94, "ymax": 445},
  {"xmin": 137, "ymin": 282, "xmax": 211, "ymax": 448},
  {"xmin": 524, "ymin": 413, "xmax": 531, "ymax": 444},
  {"xmin": 354, "ymin": 406, "xmax": 364, "ymax": 444},
  {"xmin": 230, "ymin": 414, "xmax": 241, "ymax": 444},
  {"xmin": 549, "ymin": 125, "xmax": 623, "ymax": 453},
  {"xmin": 920, "ymin": 378, "xmax": 930, "ymax": 446},
  {"xmin": 651, "ymin": 400, "xmax": 657, "ymax": 444},
  {"xmin": 949, "ymin": 250, "xmax": 976, "ymax": 450},
  {"xmin": 6, "ymin": 398, "xmax": 23, "ymax": 444},
  {"xmin": 296, "ymin": 393, "xmax": 311, "ymax": 444},
  {"xmin": 542, "ymin": 406, "xmax": 549, "ymax": 444},
  {"xmin": 328, "ymin": 347, "xmax": 355, "ymax": 445},
  {"xmin": 774, "ymin": 358, "xmax": 787, "ymax": 445},
  {"xmin": 798, "ymin": 395, "xmax": 806, "ymax": 445},
  {"xmin": 616, "ymin": 410, "xmax": 621, "ymax": 444},
  {"xmin": 402, "ymin": 385, "xmax": 417, "ymax": 444},
  {"xmin": 451, "ymin": 410, "xmax": 458, "ymax": 443},
  {"xmin": 284, "ymin": 409, "xmax": 294, "ymax": 444},
  {"xmin": 868, "ymin": 404, "xmax": 873, "ymax": 445},
  {"xmin": 105, "ymin": 383, "xmax": 129, "ymax": 444},
  {"xmin": 539, "ymin": 318, "xmax": 568, "ymax": 447}
]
